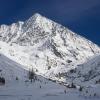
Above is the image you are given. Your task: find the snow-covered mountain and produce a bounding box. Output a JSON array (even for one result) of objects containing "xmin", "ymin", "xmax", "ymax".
[
  {"xmin": 0, "ymin": 13, "xmax": 100, "ymax": 81},
  {"xmin": 0, "ymin": 13, "xmax": 100, "ymax": 100}
]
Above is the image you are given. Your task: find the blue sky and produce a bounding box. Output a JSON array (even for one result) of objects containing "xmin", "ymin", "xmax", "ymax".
[{"xmin": 0, "ymin": 0, "xmax": 100, "ymax": 45}]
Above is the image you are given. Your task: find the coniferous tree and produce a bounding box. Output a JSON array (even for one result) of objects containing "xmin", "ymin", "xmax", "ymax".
[{"xmin": 28, "ymin": 68, "xmax": 36, "ymax": 82}]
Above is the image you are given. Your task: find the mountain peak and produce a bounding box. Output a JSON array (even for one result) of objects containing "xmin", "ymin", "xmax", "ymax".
[
  {"xmin": 33, "ymin": 13, "xmax": 42, "ymax": 18},
  {"xmin": 23, "ymin": 13, "xmax": 53, "ymax": 34},
  {"xmin": 24, "ymin": 13, "xmax": 45, "ymax": 28},
  {"xmin": 26, "ymin": 13, "xmax": 43, "ymax": 23}
]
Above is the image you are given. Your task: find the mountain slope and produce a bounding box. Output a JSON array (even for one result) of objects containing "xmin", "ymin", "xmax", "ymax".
[
  {"xmin": 68, "ymin": 54, "xmax": 100, "ymax": 85},
  {"xmin": 0, "ymin": 53, "xmax": 27, "ymax": 81}
]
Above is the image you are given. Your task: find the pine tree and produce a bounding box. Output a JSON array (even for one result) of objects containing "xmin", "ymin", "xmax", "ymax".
[{"xmin": 28, "ymin": 68, "xmax": 36, "ymax": 82}]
